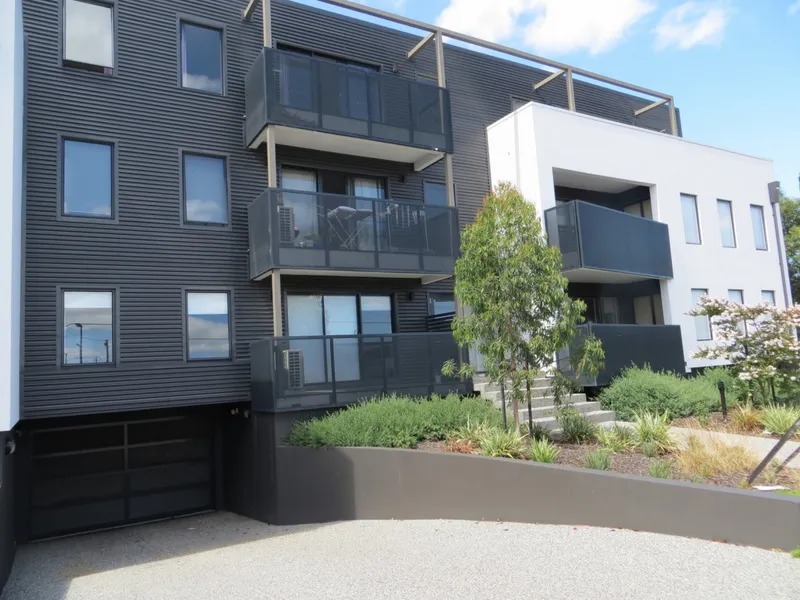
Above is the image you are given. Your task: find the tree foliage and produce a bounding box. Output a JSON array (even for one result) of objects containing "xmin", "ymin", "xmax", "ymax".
[
  {"xmin": 688, "ymin": 295, "xmax": 800, "ymax": 401},
  {"xmin": 780, "ymin": 193, "xmax": 800, "ymax": 301},
  {"xmin": 444, "ymin": 183, "xmax": 602, "ymax": 431}
]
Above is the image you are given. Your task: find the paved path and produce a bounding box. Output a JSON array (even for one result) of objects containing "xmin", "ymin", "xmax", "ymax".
[
  {"xmin": 670, "ymin": 426, "xmax": 800, "ymax": 469},
  {"xmin": 3, "ymin": 512, "xmax": 798, "ymax": 600}
]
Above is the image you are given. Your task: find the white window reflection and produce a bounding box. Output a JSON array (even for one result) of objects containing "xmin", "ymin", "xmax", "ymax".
[
  {"xmin": 63, "ymin": 291, "xmax": 113, "ymax": 365},
  {"xmin": 64, "ymin": 0, "xmax": 114, "ymax": 70},
  {"xmin": 187, "ymin": 292, "xmax": 231, "ymax": 360}
]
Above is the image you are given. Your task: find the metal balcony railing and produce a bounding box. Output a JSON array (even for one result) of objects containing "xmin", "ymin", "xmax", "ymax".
[
  {"xmin": 250, "ymin": 332, "xmax": 469, "ymax": 412},
  {"xmin": 545, "ymin": 200, "xmax": 674, "ymax": 280},
  {"xmin": 248, "ymin": 188, "xmax": 459, "ymax": 279},
  {"xmin": 245, "ymin": 47, "xmax": 454, "ymax": 153}
]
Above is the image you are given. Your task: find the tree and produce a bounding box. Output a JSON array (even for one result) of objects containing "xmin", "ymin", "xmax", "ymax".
[
  {"xmin": 780, "ymin": 193, "xmax": 800, "ymax": 301},
  {"xmin": 688, "ymin": 295, "xmax": 800, "ymax": 402},
  {"xmin": 443, "ymin": 183, "xmax": 602, "ymax": 432}
]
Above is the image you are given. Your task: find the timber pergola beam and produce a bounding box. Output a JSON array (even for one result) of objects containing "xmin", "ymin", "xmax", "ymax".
[
  {"xmin": 407, "ymin": 31, "xmax": 436, "ymax": 59},
  {"xmin": 533, "ymin": 68, "xmax": 566, "ymax": 90},
  {"xmin": 242, "ymin": 0, "xmax": 258, "ymax": 20},
  {"xmin": 634, "ymin": 97, "xmax": 669, "ymax": 117}
]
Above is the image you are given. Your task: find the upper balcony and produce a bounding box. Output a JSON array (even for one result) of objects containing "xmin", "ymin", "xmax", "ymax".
[
  {"xmin": 244, "ymin": 47, "xmax": 454, "ymax": 170},
  {"xmin": 248, "ymin": 188, "xmax": 459, "ymax": 283},
  {"xmin": 544, "ymin": 200, "xmax": 673, "ymax": 283}
]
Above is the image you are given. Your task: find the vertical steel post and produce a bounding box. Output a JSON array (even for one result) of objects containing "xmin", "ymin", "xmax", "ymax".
[
  {"xmin": 717, "ymin": 381, "xmax": 727, "ymax": 420},
  {"xmin": 566, "ymin": 68, "xmax": 575, "ymax": 112},
  {"xmin": 668, "ymin": 98, "xmax": 678, "ymax": 136},
  {"xmin": 435, "ymin": 30, "xmax": 455, "ymax": 210},
  {"xmin": 261, "ymin": 0, "xmax": 272, "ymax": 47}
]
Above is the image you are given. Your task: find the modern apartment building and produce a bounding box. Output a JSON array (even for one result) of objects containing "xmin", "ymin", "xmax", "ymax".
[{"xmin": 0, "ymin": 0, "xmax": 789, "ymax": 579}]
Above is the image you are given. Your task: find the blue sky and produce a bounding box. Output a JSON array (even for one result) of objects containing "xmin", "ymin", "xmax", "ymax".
[{"xmin": 300, "ymin": 0, "xmax": 800, "ymax": 196}]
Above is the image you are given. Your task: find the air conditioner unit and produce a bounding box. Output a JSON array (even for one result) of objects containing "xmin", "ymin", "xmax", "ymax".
[
  {"xmin": 278, "ymin": 206, "xmax": 296, "ymax": 245},
  {"xmin": 283, "ymin": 349, "xmax": 305, "ymax": 389}
]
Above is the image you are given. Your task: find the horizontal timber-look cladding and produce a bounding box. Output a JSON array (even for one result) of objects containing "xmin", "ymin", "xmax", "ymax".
[{"xmin": 22, "ymin": 0, "xmax": 677, "ymax": 418}]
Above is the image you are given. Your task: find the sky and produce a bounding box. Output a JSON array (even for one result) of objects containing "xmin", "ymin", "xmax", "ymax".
[{"xmin": 300, "ymin": 0, "xmax": 800, "ymax": 196}]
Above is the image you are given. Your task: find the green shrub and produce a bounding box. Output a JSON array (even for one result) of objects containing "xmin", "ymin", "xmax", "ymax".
[
  {"xmin": 698, "ymin": 367, "xmax": 745, "ymax": 406},
  {"xmin": 648, "ymin": 460, "xmax": 671, "ymax": 479},
  {"xmin": 599, "ymin": 366, "xmax": 718, "ymax": 421},
  {"xmin": 632, "ymin": 411, "xmax": 674, "ymax": 454},
  {"xmin": 286, "ymin": 394, "xmax": 502, "ymax": 448},
  {"xmin": 584, "ymin": 449, "xmax": 611, "ymax": 470},
  {"xmin": 448, "ymin": 416, "xmax": 494, "ymax": 446},
  {"xmin": 557, "ymin": 407, "xmax": 597, "ymax": 444},
  {"xmin": 521, "ymin": 421, "xmax": 552, "ymax": 442},
  {"xmin": 478, "ymin": 428, "xmax": 526, "ymax": 459},
  {"xmin": 792, "ymin": 545, "xmax": 800, "ymax": 559},
  {"xmin": 528, "ymin": 438, "xmax": 560, "ymax": 463},
  {"xmin": 595, "ymin": 424, "xmax": 634, "ymax": 453},
  {"xmin": 640, "ymin": 441, "xmax": 660, "ymax": 458},
  {"xmin": 760, "ymin": 404, "xmax": 800, "ymax": 435}
]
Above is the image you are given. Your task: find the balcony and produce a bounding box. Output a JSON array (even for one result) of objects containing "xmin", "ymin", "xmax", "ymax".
[
  {"xmin": 245, "ymin": 47, "xmax": 453, "ymax": 170},
  {"xmin": 559, "ymin": 324, "xmax": 685, "ymax": 386},
  {"xmin": 248, "ymin": 189, "xmax": 459, "ymax": 283},
  {"xmin": 544, "ymin": 201, "xmax": 673, "ymax": 283},
  {"xmin": 250, "ymin": 333, "xmax": 469, "ymax": 412}
]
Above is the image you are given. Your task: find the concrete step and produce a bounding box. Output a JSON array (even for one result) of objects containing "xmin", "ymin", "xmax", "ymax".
[
  {"xmin": 476, "ymin": 384, "xmax": 553, "ymax": 399},
  {"xmin": 525, "ymin": 410, "xmax": 617, "ymax": 432},
  {"xmin": 520, "ymin": 401, "xmax": 601, "ymax": 420},
  {"xmin": 483, "ymin": 392, "xmax": 587, "ymax": 408},
  {"xmin": 473, "ymin": 379, "xmax": 552, "ymax": 394}
]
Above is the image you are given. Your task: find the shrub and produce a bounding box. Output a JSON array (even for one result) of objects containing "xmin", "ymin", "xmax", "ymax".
[
  {"xmin": 584, "ymin": 449, "xmax": 612, "ymax": 470},
  {"xmin": 599, "ymin": 366, "xmax": 718, "ymax": 421},
  {"xmin": 557, "ymin": 407, "xmax": 597, "ymax": 444},
  {"xmin": 527, "ymin": 422, "xmax": 552, "ymax": 442},
  {"xmin": 640, "ymin": 441, "xmax": 660, "ymax": 458},
  {"xmin": 478, "ymin": 428, "xmax": 526, "ymax": 459},
  {"xmin": 699, "ymin": 367, "xmax": 746, "ymax": 405},
  {"xmin": 732, "ymin": 402, "xmax": 761, "ymax": 433},
  {"xmin": 760, "ymin": 404, "xmax": 800, "ymax": 435},
  {"xmin": 632, "ymin": 411, "xmax": 674, "ymax": 454},
  {"xmin": 648, "ymin": 460, "xmax": 672, "ymax": 479},
  {"xmin": 595, "ymin": 424, "xmax": 634, "ymax": 453},
  {"xmin": 676, "ymin": 435, "xmax": 759, "ymax": 478},
  {"xmin": 528, "ymin": 438, "xmax": 560, "ymax": 463},
  {"xmin": 448, "ymin": 417, "xmax": 493, "ymax": 446},
  {"xmin": 792, "ymin": 546, "xmax": 800, "ymax": 559},
  {"xmin": 444, "ymin": 438, "xmax": 477, "ymax": 454},
  {"xmin": 286, "ymin": 394, "xmax": 502, "ymax": 448}
]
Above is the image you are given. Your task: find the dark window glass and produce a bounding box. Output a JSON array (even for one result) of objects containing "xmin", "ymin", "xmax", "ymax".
[
  {"xmin": 64, "ymin": 0, "xmax": 114, "ymax": 71},
  {"xmin": 181, "ymin": 22, "xmax": 223, "ymax": 94},
  {"xmin": 424, "ymin": 182, "xmax": 447, "ymax": 206},
  {"xmin": 187, "ymin": 292, "xmax": 230, "ymax": 360},
  {"xmin": 183, "ymin": 154, "xmax": 227, "ymax": 224},
  {"xmin": 63, "ymin": 140, "xmax": 113, "ymax": 218},
  {"xmin": 63, "ymin": 291, "xmax": 113, "ymax": 365},
  {"xmin": 360, "ymin": 296, "xmax": 392, "ymax": 334},
  {"xmin": 429, "ymin": 293, "xmax": 455, "ymax": 316}
]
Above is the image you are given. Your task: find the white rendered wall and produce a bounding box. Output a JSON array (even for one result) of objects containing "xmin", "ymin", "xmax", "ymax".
[
  {"xmin": 488, "ymin": 102, "xmax": 784, "ymax": 371},
  {"xmin": 0, "ymin": 0, "xmax": 24, "ymax": 431}
]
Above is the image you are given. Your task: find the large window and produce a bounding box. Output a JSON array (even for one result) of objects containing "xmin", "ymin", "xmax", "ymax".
[
  {"xmin": 63, "ymin": 290, "xmax": 114, "ymax": 365},
  {"xmin": 692, "ymin": 288, "xmax": 712, "ymax": 341},
  {"xmin": 680, "ymin": 194, "xmax": 701, "ymax": 244},
  {"xmin": 180, "ymin": 22, "xmax": 223, "ymax": 94},
  {"xmin": 717, "ymin": 199, "xmax": 736, "ymax": 248},
  {"xmin": 186, "ymin": 292, "xmax": 231, "ymax": 360},
  {"xmin": 183, "ymin": 154, "xmax": 228, "ymax": 225},
  {"xmin": 64, "ymin": 0, "xmax": 114, "ymax": 72},
  {"xmin": 750, "ymin": 204, "xmax": 767, "ymax": 250},
  {"xmin": 63, "ymin": 139, "xmax": 113, "ymax": 218},
  {"xmin": 424, "ymin": 182, "xmax": 448, "ymax": 206}
]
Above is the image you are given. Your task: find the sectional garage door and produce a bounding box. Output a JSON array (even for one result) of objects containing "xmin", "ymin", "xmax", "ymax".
[{"xmin": 27, "ymin": 412, "xmax": 217, "ymax": 540}]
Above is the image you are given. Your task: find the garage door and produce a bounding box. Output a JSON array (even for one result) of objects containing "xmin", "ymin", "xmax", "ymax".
[{"xmin": 28, "ymin": 413, "xmax": 216, "ymax": 540}]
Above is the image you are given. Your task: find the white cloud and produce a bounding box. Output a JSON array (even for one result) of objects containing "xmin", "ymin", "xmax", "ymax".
[
  {"xmin": 436, "ymin": 0, "xmax": 654, "ymax": 55},
  {"xmin": 790, "ymin": 1, "xmax": 800, "ymax": 15},
  {"xmin": 654, "ymin": 2, "xmax": 731, "ymax": 50}
]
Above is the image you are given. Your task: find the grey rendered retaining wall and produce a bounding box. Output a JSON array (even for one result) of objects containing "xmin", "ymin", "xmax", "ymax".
[{"xmin": 274, "ymin": 446, "xmax": 800, "ymax": 551}]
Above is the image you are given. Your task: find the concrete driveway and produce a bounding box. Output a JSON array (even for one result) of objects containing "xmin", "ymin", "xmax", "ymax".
[{"xmin": 3, "ymin": 512, "xmax": 799, "ymax": 600}]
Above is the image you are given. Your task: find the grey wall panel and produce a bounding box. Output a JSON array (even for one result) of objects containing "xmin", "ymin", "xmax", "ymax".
[{"xmin": 22, "ymin": 0, "xmax": 676, "ymax": 418}]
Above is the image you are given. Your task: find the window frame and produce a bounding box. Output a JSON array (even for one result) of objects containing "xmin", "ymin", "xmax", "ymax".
[
  {"xmin": 183, "ymin": 288, "xmax": 234, "ymax": 362},
  {"xmin": 423, "ymin": 180, "xmax": 449, "ymax": 207},
  {"xmin": 761, "ymin": 290, "xmax": 776, "ymax": 305},
  {"xmin": 57, "ymin": 285, "xmax": 119, "ymax": 369},
  {"xmin": 177, "ymin": 15, "xmax": 226, "ymax": 96},
  {"xmin": 716, "ymin": 199, "xmax": 737, "ymax": 248},
  {"xmin": 179, "ymin": 149, "xmax": 231, "ymax": 228},
  {"xmin": 61, "ymin": 0, "xmax": 117, "ymax": 75},
  {"xmin": 750, "ymin": 204, "xmax": 768, "ymax": 251},
  {"xmin": 57, "ymin": 135, "xmax": 118, "ymax": 223},
  {"xmin": 691, "ymin": 288, "xmax": 712, "ymax": 341},
  {"xmin": 680, "ymin": 193, "xmax": 702, "ymax": 245},
  {"xmin": 284, "ymin": 292, "xmax": 396, "ymax": 336}
]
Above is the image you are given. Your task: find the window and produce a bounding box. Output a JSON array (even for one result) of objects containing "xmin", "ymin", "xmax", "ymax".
[
  {"xmin": 429, "ymin": 293, "xmax": 456, "ymax": 316},
  {"xmin": 424, "ymin": 182, "xmax": 448, "ymax": 206},
  {"xmin": 750, "ymin": 205, "xmax": 767, "ymax": 250},
  {"xmin": 598, "ymin": 298, "xmax": 619, "ymax": 324},
  {"xmin": 762, "ymin": 290, "xmax": 776, "ymax": 305},
  {"xmin": 186, "ymin": 292, "xmax": 230, "ymax": 360},
  {"xmin": 64, "ymin": 0, "xmax": 114, "ymax": 72},
  {"xmin": 180, "ymin": 22, "xmax": 223, "ymax": 94},
  {"xmin": 360, "ymin": 296, "xmax": 393, "ymax": 334},
  {"xmin": 63, "ymin": 139, "xmax": 113, "ymax": 218},
  {"xmin": 717, "ymin": 199, "xmax": 736, "ymax": 248},
  {"xmin": 183, "ymin": 154, "xmax": 228, "ymax": 224},
  {"xmin": 692, "ymin": 288, "xmax": 712, "ymax": 341},
  {"xmin": 727, "ymin": 289, "xmax": 744, "ymax": 304},
  {"xmin": 680, "ymin": 194, "xmax": 701, "ymax": 244},
  {"xmin": 63, "ymin": 290, "xmax": 114, "ymax": 365}
]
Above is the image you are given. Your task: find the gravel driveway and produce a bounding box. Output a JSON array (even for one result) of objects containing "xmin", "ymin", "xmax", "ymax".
[{"xmin": 3, "ymin": 512, "xmax": 798, "ymax": 600}]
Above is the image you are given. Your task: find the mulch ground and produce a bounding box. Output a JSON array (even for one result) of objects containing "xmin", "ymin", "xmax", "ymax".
[
  {"xmin": 672, "ymin": 412, "xmax": 793, "ymax": 440},
  {"xmin": 414, "ymin": 438, "xmax": 800, "ymax": 491}
]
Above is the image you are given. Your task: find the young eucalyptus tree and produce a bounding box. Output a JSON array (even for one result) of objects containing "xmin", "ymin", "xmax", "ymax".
[{"xmin": 443, "ymin": 183, "xmax": 602, "ymax": 432}]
